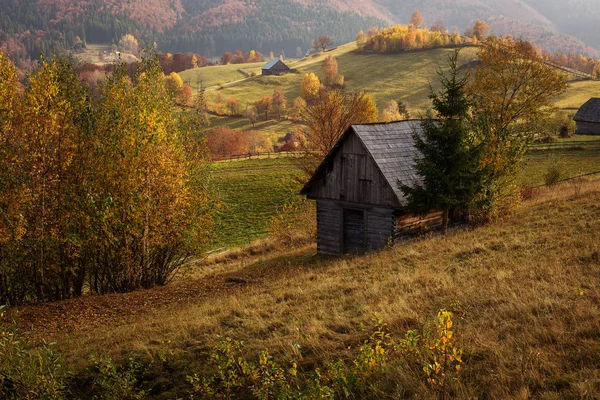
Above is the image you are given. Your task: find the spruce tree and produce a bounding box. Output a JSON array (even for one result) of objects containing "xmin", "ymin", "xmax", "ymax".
[{"xmin": 399, "ymin": 49, "xmax": 484, "ymax": 233}]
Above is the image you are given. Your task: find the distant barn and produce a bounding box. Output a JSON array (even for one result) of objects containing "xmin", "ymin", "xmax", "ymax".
[
  {"xmin": 574, "ymin": 98, "xmax": 600, "ymax": 134},
  {"xmin": 300, "ymin": 120, "xmax": 442, "ymax": 256},
  {"xmin": 261, "ymin": 59, "xmax": 291, "ymax": 76}
]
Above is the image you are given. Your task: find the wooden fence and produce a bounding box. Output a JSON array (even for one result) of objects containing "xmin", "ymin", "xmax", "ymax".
[{"xmin": 212, "ymin": 151, "xmax": 303, "ymax": 162}]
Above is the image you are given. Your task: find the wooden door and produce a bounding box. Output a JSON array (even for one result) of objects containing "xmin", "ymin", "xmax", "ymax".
[{"xmin": 343, "ymin": 208, "xmax": 366, "ymax": 253}]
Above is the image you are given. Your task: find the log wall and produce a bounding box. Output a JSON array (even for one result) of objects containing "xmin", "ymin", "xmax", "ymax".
[
  {"xmin": 316, "ymin": 199, "xmax": 395, "ymax": 255},
  {"xmin": 575, "ymin": 121, "xmax": 600, "ymax": 135}
]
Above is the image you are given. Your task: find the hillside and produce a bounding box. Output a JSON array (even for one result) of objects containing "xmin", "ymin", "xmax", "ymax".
[
  {"xmin": 187, "ymin": 44, "xmax": 480, "ymax": 120},
  {"xmin": 185, "ymin": 43, "xmax": 600, "ymax": 142},
  {"xmin": 10, "ymin": 177, "xmax": 600, "ymax": 398},
  {"xmin": 2, "ymin": 0, "xmax": 600, "ymax": 67},
  {"xmin": 0, "ymin": 0, "xmax": 383, "ymax": 66}
]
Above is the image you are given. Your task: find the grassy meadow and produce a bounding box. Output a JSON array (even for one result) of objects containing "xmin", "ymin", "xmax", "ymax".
[
  {"xmin": 209, "ymin": 157, "xmax": 304, "ymax": 248},
  {"xmin": 555, "ymin": 80, "xmax": 600, "ymax": 111},
  {"xmin": 11, "ymin": 176, "xmax": 600, "ymax": 398},
  {"xmin": 194, "ymin": 43, "xmax": 479, "ymax": 116},
  {"xmin": 186, "ymin": 42, "xmax": 599, "ymax": 145}
]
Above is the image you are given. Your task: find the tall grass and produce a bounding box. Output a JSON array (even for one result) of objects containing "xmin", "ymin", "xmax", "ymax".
[{"xmin": 10, "ymin": 178, "xmax": 600, "ymax": 398}]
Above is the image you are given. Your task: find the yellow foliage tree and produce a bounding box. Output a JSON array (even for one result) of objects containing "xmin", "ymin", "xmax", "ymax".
[
  {"xmin": 468, "ymin": 37, "xmax": 568, "ymax": 215},
  {"xmin": 301, "ymin": 72, "xmax": 321, "ymax": 100},
  {"xmin": 165, "ymin": 71, "xmax": 184, "ymax": 101},
  {"xmin": 118, "ymin": 34, "xmax": 139, "ymax": 54}
]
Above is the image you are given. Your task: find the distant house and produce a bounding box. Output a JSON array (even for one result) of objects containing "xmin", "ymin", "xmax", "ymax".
[
  {"xmin": 300, "ymin": 120, "xmax": 443, "ymax": 255},
  {"xmin": 574, "ymin": 98, "xmax": 600, "ymax": 134},
  {"xmin": 261, "ymin": 59, "xmax": 291, "ymax": 76}
]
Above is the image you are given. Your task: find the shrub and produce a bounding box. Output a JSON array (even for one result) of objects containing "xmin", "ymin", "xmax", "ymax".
[
  {"xmin": 544, "ymin": 156, "xmax": 564, "ymax": 186},
  {"xmin": 188, "ymin": 308, "xmax": 463, "ymax": 399},
  {"xmin": 90, "ymin": 354, "xmax": 148, "ymax": 400},
  {"xmin": 0, "ymin": 307, "xmax": 66, "ymax": 399}
]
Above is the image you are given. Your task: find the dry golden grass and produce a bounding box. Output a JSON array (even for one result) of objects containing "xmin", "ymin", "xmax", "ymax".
[{"xmin": 10, "ymin": 178, "xmax": 600, "ymax": 398}]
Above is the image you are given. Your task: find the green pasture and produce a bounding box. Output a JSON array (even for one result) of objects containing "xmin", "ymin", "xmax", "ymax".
[{"xmin": 209, "ymin": 158, "xmax": 304, "ymax": 248}]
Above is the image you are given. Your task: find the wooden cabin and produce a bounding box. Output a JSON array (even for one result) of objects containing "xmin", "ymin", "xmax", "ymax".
[
  {"xmin": 300, "ymin": 120, "xmax": 435, "ymax": 256},
  {"xmin": 261, "ymin": 59, "xmax": 291, "ymax": 76},
  {"xmin": 574, "ymin": 98, "xmax": 600, "ymax": 134}
]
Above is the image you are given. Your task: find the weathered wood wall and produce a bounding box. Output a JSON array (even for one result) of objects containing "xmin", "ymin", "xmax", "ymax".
[
  {"xmin": 395, "ymin": 211, "xmax": 443, "ymax": 238},
  {"xmin": 575, "ymin": 121, "xmax": 600, "ymax": 135},
  {"xmin": 316, "ymin": 199, "xmax": 395, "ymax": 255},
  {"xmin": 316, "ymin": 200, "xmax": 342, "ymax": 255},
  {"xmin": 307, "ymin": 133, "xmax": 401, "ymax": 208}
]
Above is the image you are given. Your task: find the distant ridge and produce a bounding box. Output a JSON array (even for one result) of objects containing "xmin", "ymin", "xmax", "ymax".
[{"xmin": 1, "ymin": 0, "xmax": 599, "ymax": 64}]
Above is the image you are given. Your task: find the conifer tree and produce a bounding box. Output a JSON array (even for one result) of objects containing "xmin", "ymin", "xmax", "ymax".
[{"xmin": 399, "ymin": 49, "xmax": 484, "ymax": 233}]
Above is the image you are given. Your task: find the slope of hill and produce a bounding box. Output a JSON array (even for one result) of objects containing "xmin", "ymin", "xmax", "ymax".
[
  {"xmin": 184, "ymin": 42, "xmax": 600, "ymax": 138},
  {"xmin": 184, "ymin": 44, "xmax": 480, "ymax": 118},
  {"xmin": 0, "ymin": 0, "xmax": 384, "ymax": 65},
  {"xmin": 11, "ymin": 177, "xmax": 600, "ymax": 397},
  {"xmin": 3, "ymin": 0, "xmax": 600, "ymax": 67}
]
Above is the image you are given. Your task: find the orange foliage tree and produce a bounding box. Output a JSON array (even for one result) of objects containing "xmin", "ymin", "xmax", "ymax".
[
  {"xmin": 227, "ymin": 98, "xmax": 240, "ymax": 116},
  {"xmin": 207, "ymin": 126, "xmax": 250, "ymax": 158},
  {"xmin": 297, "ymin": 88, "xmax": 378, "ymax": 177},
  {"xmin": 410, "ymin": 10, "xmax": 424, "ymax": 28},
  {"xmin": 472, "ymin": 20, "xmax": 490, "ymax": 41},
  {"xmin": 256, "ymin": 96, "xmax": 272, "ymax": 120},
  {"xmin": 322, "ymin": 55, "xmax": 338, "ymax": 84},
  {"xmin": 272, "ymin": 88, "xmax": 287, "ymax": 120},
  {"xmin": 300, "ymin": 73, "xmax": 321, "ymax": 100}
]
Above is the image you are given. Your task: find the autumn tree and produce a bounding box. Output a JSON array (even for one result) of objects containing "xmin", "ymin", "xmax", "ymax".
[
  {"xmin": 165, "ymin": 71, "xmax": 184, "ymax": 100},
  {"xmin": 312, "ymin": 35, "xmax": 333, "ymax": 52},
  {"xmin": 355, "ymin": 30, "xmax": 366, "ymax": 51},
  {"xmin": 301, "ymin": 73, "xmax": 321, "ymax": 100},
  {"xmin": 322, "ymin": 55, "xmax": 338, "ymax": 84},
  {"xmin": 410, "ymin": 10, "xmax": 424, "ymax": 28},
  {"xmin": 227, "ymin": 98, "xmax": 239, "ymax": 116},
  {"xmin": 272, "ymin": 88, "xmax": 287, "ymax": 119},
  {"xmin": 206, "ymin": 126, "xmax": 249, "ymax": 158},
  {"xmin": 381, "ymin": 100, "xmax": 402, "ymax": 122},
  {"xmin": 297, "ymin": 88, "xmax": 378, "ymax": 177},
  {"xmin": 245, "ymin": 105, "xmax": 258, "ymax": 127},
  {"xmin": 256, "ymin": 96, "xmax": 272, "ymax": 120},
  {"xmin": 400, "ymin": 49, "xmax": 485, "ymax": 233},
  {"xmin": 90, "ymin": 54, "xmax": 213, "ymax": 293},
  {"xmin": 289, "ymin": 97, "xmax": 307, "ymax": 122},
  {"xmin": 246, "ymin": 130, "xmax": 271, "ymax": 153},
  {"xmin": 118, "ymin": 34, "xmax": 139, "ymax": 54},
  {"xmin": 472, "ymin": 20, "xmax": 490, "ymax": 41},
  {"xmin": 0, "ymin": 54, "xmax": 93, "ymax": 303},
  {"xmin": 246, "ymin": 49, "xmax": 262, "ymax": 63},
  {"xmin": 468, "ymin": 37, "xmax": 568, "ymax": 215}
]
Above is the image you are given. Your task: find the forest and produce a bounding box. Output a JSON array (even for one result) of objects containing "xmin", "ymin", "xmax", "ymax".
[{"xmin": 0, "ymin": 0, "xmax": 383, "ymax": 68}]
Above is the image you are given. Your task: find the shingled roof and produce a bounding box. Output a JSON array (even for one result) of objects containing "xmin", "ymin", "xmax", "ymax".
[
  {"xmin": 262, "ymin": 59, "xmax": 289, "ymax": 70},
  {"xmin": 574, "ymin": 98, "xmax": 600, "ymax": 123},
  {"xmin": 300, "ymin": 120, "xmax": 424, "ymax": 205}
]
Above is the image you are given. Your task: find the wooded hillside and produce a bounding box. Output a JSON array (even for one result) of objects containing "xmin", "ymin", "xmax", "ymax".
[{"xmin": 2, "ymin": 0, "xmax": 600, "ymax": 68}]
